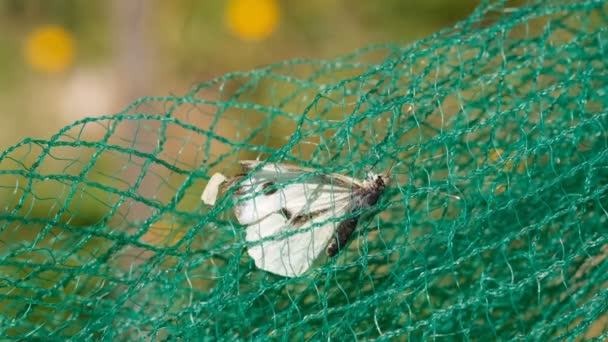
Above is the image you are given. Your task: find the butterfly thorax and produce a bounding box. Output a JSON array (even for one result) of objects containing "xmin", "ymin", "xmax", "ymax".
[
  {"xmin": 326, "ymin": 173, "xmax": 388, "ymax": 257},
  {"xmin": 353, "ymin": 173, "xmax": 389, "ymax": 209}
]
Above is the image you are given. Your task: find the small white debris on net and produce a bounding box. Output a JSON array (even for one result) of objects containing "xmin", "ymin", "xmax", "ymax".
[{"xmin": 201, "ymin": 173, "xmax": 227, "ymax": 206}]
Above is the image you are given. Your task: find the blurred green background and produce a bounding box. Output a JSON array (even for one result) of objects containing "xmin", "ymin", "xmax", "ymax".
[{"xmin": 0, "ymin": 0, "xmax": 480, "ymax": 150}]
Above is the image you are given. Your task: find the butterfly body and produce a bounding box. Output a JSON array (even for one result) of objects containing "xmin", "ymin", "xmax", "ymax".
[{"xmin": 230, "ymin": 160, "xmax": 389, "ymax": 277}]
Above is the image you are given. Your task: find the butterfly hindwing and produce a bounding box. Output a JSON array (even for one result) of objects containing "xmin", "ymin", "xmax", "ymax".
[{"xmin": 245, "ymin": 203, "xmax": 350, "ymax": 277}]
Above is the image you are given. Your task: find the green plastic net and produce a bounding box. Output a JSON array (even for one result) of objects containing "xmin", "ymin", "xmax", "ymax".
[{"xmin": 1, "ymin": 0, "xmax": 608, "ymax": 339}]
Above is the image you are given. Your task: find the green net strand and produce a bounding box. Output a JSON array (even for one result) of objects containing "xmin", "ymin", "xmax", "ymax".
[{"xmin": 1, "ymin": 0, "xmax": 608, "ymax": 339}]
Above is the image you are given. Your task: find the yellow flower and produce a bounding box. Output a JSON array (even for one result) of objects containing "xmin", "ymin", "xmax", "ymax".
[
  {"xmin": 225, "ymin": 0, "xmax": 280, "ymax": 41},
  {"xmin": 24, "ymin": 25, "xmax": 75, "ymax": 73}
]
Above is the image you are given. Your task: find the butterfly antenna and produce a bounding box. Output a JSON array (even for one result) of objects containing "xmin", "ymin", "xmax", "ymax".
[
  {"xmin": 368, "ymin": 154, "xmax": 399, "ymax": 177},
  {"xmin": 388, "ymin": 158, "xmax": 398, "ymax": 173}
]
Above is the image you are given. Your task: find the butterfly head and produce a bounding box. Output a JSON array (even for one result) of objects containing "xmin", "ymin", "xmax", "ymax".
[
  {"xmin": 367, "ymin": 158, "xmax": 397, "ymax": 188},
  {"xmin": 365, "ymin": 172, "xmax": 390, "ymax": 191}
]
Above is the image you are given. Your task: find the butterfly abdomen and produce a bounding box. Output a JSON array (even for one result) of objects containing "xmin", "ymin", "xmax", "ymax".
[
  {"xmin": 326, "ymin": 217, "xmax": 358, "ymax": 257},
  {"xmin": 325, "ymin": 174, "xmax": 387, "ymax": 257}
]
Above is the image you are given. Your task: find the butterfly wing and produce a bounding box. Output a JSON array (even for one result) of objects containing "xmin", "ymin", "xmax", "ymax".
[
  {"xmin": 234, "ymin": 161, "xmax": 359, "ymax": 277},
  {"xmin": 233, "ymin": 161, "xmax": 355, "ymax": 225},
  {"xmin": 239, "ymin": 160, "xmax": 365, "ymax": 188},
  {"xmin": 245, "ymin": 202, "xmax": 350, "ymax": 277}
]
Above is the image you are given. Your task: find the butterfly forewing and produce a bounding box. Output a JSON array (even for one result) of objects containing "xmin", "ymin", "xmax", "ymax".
[{"xmin": 233, "ymin": 162, "xmax": 356, "ymax": 225}]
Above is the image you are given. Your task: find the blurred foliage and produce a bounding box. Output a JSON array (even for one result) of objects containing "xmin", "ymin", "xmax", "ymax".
[{"xmin": 0, "ymin": 0, "xmax": 480, "ymax": 149}]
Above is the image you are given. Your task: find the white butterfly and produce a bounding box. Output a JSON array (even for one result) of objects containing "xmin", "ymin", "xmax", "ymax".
[{"xmin": 202, "ymin": 160, "xmax": 390, "ymax": 277}]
